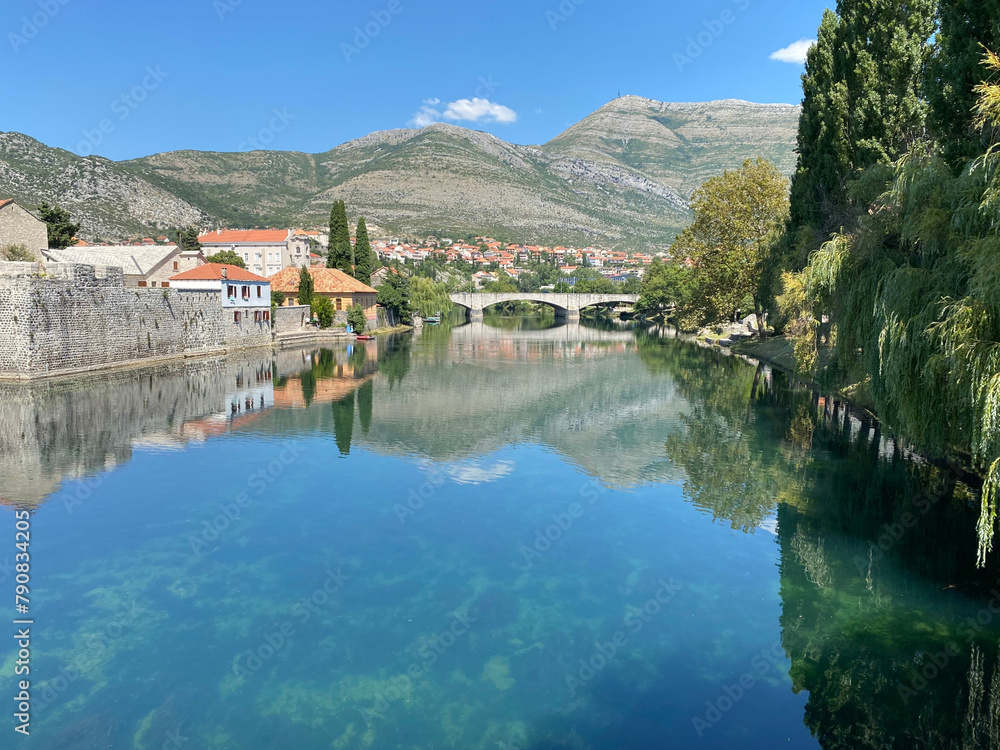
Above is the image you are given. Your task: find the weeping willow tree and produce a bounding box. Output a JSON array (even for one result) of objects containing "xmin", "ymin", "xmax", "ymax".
[{"xmin": 781, "ymin": 49, "xmax": 1000, "ymax": 565}]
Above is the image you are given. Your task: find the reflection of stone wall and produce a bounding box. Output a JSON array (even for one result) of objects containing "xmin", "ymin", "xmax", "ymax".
[
  {"xmin": 0, "ymin": 352, "xmax": 275, "ymax": 507},
  {"xmin": 0, "ymin": 263, "xmax": 273, "ymax": 377}
]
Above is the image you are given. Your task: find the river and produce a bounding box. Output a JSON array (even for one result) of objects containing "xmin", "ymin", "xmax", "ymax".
[{"xmin": 0, "ymin": 320, "xmax": 996, "ymax": 749}]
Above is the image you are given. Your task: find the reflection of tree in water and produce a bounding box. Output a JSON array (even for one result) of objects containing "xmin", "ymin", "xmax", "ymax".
[
  {"xmin": 332, "ymin": 391, "xmax": 354, "ymax": 456},
  {"xmin": 639, "ymin": 330, "xmax": 1000, "ymax": 748},
  {"xmin": 358, "ymin": 380, "xmax": 373, "ymax": 435}
]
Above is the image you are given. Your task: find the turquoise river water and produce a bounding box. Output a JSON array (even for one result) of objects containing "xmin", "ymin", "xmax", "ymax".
[{"xmin": 1, "ymin": 319, "xmax": 998, "ymax": 749}]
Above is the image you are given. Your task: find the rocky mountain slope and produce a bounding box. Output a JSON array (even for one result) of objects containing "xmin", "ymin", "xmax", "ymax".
[{"xmin": 0, "ymin": 97, "xmax": 799, "ymax": 248}]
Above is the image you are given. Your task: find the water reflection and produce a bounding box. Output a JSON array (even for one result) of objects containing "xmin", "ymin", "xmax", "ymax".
[
  {"xmin": 637, "ymin": 328, "xmax": 1000, "ymax": 749},
  {"xmin": 1, "ymin": 324, "xmax": 997, "ymax": 748}
]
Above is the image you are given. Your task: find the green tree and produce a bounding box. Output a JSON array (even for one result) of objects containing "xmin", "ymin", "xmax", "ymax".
[
  {"xmin": 347, "ymin": 303, "xmax": 366, "ymax": 334},
  {"xmin": 177, "ymin": 227, "xmax": 202, "ymax": 254},
  {"xmin": 636, "ymin": 259, "xmax": 695, "ymax": 318},
  {"xmin": 409, "ymin": 276, "xmax": 452, "ymax": 318},
  {"xmin": 311, "ymin": 295, "xmax": 334, "ymax": 328},
  {"xmin": 352, "ymin": 217, "xmax": 378, "ymax": 285},
  {"xmin": 672, "ymin": 158, "xmax": 789, "ymax": 326},
  {"xmin": 37, "ymin": 202, "xmax": 79, "ymax": 249},
  {"xmin": 376, "ymin": 272, "xmax": 412, "ymax": 325},
  {"xmin": 270, "ymin": 290, "xmax": 286, "ymax": 308},
  {"xmin": 328, "ymin": 200, "xmax": 353, "ymax": 274},
  {"xmin": 927, "ymin": 1, "xmax": 1000, "ymax": 169},
  {"xmin": 788, "ymin": 0, "xmax": 934, "ymax": 240},
  {"xmin": 206, "ymin": 250, "xmax": 246, "ymax": 268},
  {"xmin": 574, "ymin": 277, "xmax": 615, "ymax": 294},
  {"xmin": 297, "ymin": 265, "xmax": 314, "ymax": 307}
]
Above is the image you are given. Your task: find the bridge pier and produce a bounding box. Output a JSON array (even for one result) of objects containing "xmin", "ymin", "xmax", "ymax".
[
  {"xmin": 555, "ymin": 308, "xmax": 580, "ymax": 322},
  {"xmin": 467, "ymin": 308, "xmax": 484, "ymax": 322}
]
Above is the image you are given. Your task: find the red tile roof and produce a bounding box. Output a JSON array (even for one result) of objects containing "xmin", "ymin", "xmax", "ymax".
[
  {"xmin": 169, "ymin": 263, "xmax": 270, "ymax": 282},
  {"xmin": 0, "ymin": 199, "xmax": 13, "ymax": 210},
  {"xmin": 198, "ymin": 229, "xmax": 289, "ymax": 244},
  {"xmin": 269, "ymin": 266, "xmax": 376, "ymax": 295}
]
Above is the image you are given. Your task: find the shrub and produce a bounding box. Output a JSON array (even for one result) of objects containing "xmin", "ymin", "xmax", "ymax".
[
  {"xmin": 1, "ymin": 244, "xmax": 34, "ymax": 261},
  {"xmin": 347, "ymin": 303, "xmax": 366, "ymax": 334},
  {"xmin": 311, "ymin": 296, "xmax": 334, "ymax": 328}
]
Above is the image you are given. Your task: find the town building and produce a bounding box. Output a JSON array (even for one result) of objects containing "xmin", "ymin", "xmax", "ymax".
[
  {"xmin": 198, "ymin": 229, "xmax": 303, "ymax": 277},
  {"xmin": 268, "ymin": 266, "xmax": 378, "ymax": 322},
  {"xmin": 44, "ymin": 245, "xmax": 205, "ymax": 287},
  {"xmin": 170, "ymin": 263, "xmax": 271, "ymax": 309},
  {"xmin": 0, "ymin": 199, "xmax": 48, "ymax": 259}
]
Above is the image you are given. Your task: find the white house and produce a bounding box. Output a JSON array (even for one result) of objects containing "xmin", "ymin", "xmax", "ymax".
[
  {"xmin": 169, "ymin": 263, "xmax": 271, "ymax": 309},
  {"xmin": 199, "ymin": 229, "xmax": 311, "ymax": 277}
]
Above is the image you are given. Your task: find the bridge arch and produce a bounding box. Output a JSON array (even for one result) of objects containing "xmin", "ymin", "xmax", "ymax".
[{"xmin": 449, "ymin": 292, "xmax": 639, "ymax": 322}]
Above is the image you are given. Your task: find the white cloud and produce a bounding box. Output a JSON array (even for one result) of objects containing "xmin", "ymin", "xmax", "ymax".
[
  {"xmin": 769, "ymin": 38, "xmax": 816, "ymax": 64},
  {"xmin": 409, "ymin": 97, "xmax": 517, "ymax": 128}
]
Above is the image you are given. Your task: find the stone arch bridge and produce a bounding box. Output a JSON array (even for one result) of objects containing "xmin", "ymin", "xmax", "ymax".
[{"xmin": 449, "ymin": 293, "xmax": 639, "ymax": 322}]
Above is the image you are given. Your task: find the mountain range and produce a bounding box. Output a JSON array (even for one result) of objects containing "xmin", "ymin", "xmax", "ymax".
[{"xmin": 0, "ymin": 96, "xmax": 800, "ymax": 249}]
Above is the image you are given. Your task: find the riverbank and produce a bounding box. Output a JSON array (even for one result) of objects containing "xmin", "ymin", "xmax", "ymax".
[{"xmin": 729, "ymin": 335, "xmax": 876, "ymax": 416}]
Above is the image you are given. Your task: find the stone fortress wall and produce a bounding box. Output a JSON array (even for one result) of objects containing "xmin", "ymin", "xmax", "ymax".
[{"xmin": 0, "ymin": 261, "xmax": 273, "ymax": 379}]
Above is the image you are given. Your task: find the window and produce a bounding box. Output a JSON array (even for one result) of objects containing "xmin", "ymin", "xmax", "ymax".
[
  {"xmin": 257, "ymin": 286, "xmax": 262, "ymax": 298},
  {"xmin": 264, "ymin": 310, "xmax": 270, "ymax": 321},
  {"xmin": 162, "ymin": 282, "xmax": 170, "ymax": 289},
  {"xmin": 336, "ymin": 298, "xmax": 342, "ymax": 311},
  {"xmin": 173, "ymin": 261, "xmax": 178, "ymax": 270},
  {"xmin": 255, "ymin": 252, "xmax": 262, "ymax": 260},
  {"xmin": 242, "ymin": 286, "xmax": 250, "ymax": 299},
  {"xmin": 137, "ymin": 281, "xmax": 147, "ymax": 287},
  {"xmin": 234, "ymin": 311, "xmax": 241, "ymax": 323},
  {"xmin": 227, "ymin": 284, "xmax": 236, "ymax": 298},
  {"xmin": 151, "ymin": 282, "xmax": 158, "ymax": 287},
  {"xmin": 243, "ymin": 253, "xmax": 250, "ymax": 261}
]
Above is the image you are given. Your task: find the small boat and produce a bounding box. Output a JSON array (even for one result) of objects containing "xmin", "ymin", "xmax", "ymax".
[
  {"xmin": 423, "ymin": 316, "xmax": 441, "ymax": 324},
  {"xmin": 355, "ymin": 334, "xmax": 375, "ymax": 341}
]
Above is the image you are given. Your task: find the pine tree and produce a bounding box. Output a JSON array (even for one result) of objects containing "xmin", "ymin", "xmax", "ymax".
[
  {"xmin": 178, "ymin": 227, "xmax": 202, "ymax": 254},
  {"xmin": 37, "ymin": 202, "xmax": 80, "ymax": 249},
  {"xmin": 352, "ymin": 216, "xmax": 377, "ymax": 285},
  {"xmin": 928, "ymin": 0, "xmax": 1000, "ymax": 169},
  {"xmin": 327, "ymin": 200, "xmax": 353, "ymax": 274},
  {"xmin": 297, "ymin": 265, "xmax": 314, "ymax": 307}
]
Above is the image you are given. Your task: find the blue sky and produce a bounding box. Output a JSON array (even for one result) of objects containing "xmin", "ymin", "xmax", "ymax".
[{"xmin": 2, "ymin": 0, "xmax": 830, "ymax": 160}]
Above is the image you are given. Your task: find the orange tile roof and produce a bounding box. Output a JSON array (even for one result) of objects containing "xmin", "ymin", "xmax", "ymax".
[
  {"xmin": 198, "ymin": 229, "xmax": 289, "ymax": 244},
  {"xmin": 268, "ymin": 266, "xmax": 377, "ymax": 295},
  {"xmin": 169, "ymin": 263, "xmax": 270, "ymax": 282},
  {"xmin": 0, "ymin": 199, "xmax": 13, "ymax": 210}
]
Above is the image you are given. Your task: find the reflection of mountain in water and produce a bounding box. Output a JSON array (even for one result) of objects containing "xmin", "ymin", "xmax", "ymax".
[{"xmin": 251, "ymin": 323, "xmax": 689, "ymax": 487}]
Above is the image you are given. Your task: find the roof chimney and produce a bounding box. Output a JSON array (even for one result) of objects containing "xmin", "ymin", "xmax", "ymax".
[{"xmin": 221, "ymin": 267, "xmax": 228, "ymax": 278}]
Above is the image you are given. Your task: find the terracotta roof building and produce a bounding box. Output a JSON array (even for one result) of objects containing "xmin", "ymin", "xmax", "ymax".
[{"xmin": 269, "ymin": 266, "xmax": 378, "ymax": 321}]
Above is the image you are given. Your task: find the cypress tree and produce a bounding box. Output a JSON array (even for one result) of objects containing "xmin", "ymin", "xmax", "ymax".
[
  {"xmin": 352, "ymin": 216, "xmax": 377, "ymax": 285},
  {"xmin": 328, "ymin": 200, "xmax": 353, "ymax": 274},
  {"xmin": 788, "ymin": 0, "xmax": 934, "ymax": 241},
  {"xmin": 928, "ymin": 0, "xmax": 1000, "ymax": 169},
  {"xmin": 297, "ymin": 265, "xmax": 314, "ymax": 307}
]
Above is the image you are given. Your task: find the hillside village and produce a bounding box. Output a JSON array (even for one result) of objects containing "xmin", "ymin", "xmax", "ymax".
[{"xmin": 0, "ymin": 197, "xmax": 659, "ymax": 291}]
